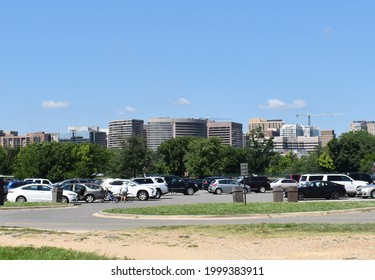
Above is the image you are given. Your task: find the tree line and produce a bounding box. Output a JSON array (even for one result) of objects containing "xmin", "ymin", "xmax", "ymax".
[{"xmin": 0, "ymin": 130, "xmax": 374, "ymax": 182}]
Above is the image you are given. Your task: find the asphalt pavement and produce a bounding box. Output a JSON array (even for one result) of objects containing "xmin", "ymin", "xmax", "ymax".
[{"xmin": 1, "ymin": 190, "xmax": 375, "ymax": 232}]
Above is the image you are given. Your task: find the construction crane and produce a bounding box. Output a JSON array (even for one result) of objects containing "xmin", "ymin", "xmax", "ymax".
[{"xmin": 296, "ymin": 112, "xmax": 345, "ymax": 126}]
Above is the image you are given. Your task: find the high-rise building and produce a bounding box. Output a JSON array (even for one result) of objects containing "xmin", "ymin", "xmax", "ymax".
[
  {"xmin": 59, "ymin": 126, "xmax": 107, "ymax": 147},
  {"xmin": 146, "ymin": 118, "xmax": 207, "ymax": 151},
  {"xmin": 280, "ymin": 124, "xmax": 319, "ymax": 137},
  {"xmin": 350, "ymin": 120, "xmax": 375, "ymax": 135},
  {"xmin": 248, "ymin": 118, "xmax": 284, "ymax": 137},
  {"xmin": 108, "ymin": 119, "xmax": 144, "ymax": 149},
  {"xmin": 207, "ymin": 121, "xmax": 243, "ymax": 147},
  {"xmin": 273, "ymin": 136, "xmax": 321, "ymax": 155},
  {"xmin": 320, "ymin": 130, "xmax": 335, "ymax": 147},
  {"xmin": 0, "ymin": 131, "xmax": 30, "ymax": 148}
]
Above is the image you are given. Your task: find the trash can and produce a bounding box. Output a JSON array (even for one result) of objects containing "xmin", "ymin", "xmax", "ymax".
[
  {"xmin": 272, "ymin": 186, "xmax": 284, "ymax": 202},
  {"xmin": 232, "ymin": 184, "xmax": 244, "ymax": 203},
  {"xmin": 287, "ymin": 186, "xmax": 298, "ymax": 202},
  {"xmin": 52, "ymin": 186, "xmax": 63, "ymax": 203}
]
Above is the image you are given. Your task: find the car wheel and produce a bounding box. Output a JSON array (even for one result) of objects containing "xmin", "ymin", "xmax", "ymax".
[
  {"xmin": 331, "ymin": 191, "xmax": 340, "ymax": 200},
  {"xmin": 137, "ymin": 190, "xmax": 149, "ymax": 201},
  {"xmin": 371, "ymin": 190, "xmax": 375, "ymax": 199},
  {"xmin": 215, "ymin": 188, "xmax": 223, "ymax": 195},
  {"xmin": 154, "ymin": 189, "xmax": 162, "ymax": 199},
  {"xmin": 298, "ymin": 193, "xmax": 305, "ymax": 201},
  {"xmin": 243, "ymin": 187, "xmax": 249, "ymax": 194},
  {"xmin": 185, "ymin": 187, "xmax": 195, "ymax": 195},
  {"xmin": 16, "ymin": 196, "xmax": 27, "ymax": 202},
  {"xmin": 61, "ymin": 196, "xmax": 69, "ymax": 203},
  {"xmin": 85, "ymin": 194, "xmax": 95, "ymax": 203},
  {"xmin": 259, "ymin": 186, "xmax": 266, "ymax": 193}
]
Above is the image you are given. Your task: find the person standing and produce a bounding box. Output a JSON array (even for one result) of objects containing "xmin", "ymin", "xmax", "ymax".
[{"xmin": 120, "ymin": 183, "xmax": 128, "ymax": 202}]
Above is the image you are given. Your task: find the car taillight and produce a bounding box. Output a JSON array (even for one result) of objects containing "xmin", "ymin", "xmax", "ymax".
[{"xmin": 212, "ymin": 183, "xmax": 217, "ymax": 187}]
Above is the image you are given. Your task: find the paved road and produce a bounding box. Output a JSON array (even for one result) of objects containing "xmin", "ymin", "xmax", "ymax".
[{"xmin": 1, "ymin": 191, "xmax": 375, "ymax": 231}]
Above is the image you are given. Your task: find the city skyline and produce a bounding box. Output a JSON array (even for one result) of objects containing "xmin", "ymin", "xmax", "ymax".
[{"xmin": 2, "ymin": 1, "xmax": 374, "ymax": 136}]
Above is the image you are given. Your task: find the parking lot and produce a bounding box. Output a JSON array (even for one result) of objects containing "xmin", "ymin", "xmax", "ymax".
[{"xmin": 1, "ymin": 190, "xmax": 375, "ymax": 232}]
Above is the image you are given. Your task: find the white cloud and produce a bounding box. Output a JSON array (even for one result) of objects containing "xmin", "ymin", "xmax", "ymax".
[
  {"xmin": 118, "ymin": 106, "xmax": 137, "ymax": 115},
  {"xmin": 323, "ymin": 25, "xmax": 333, "ymax": 36},
  {"xmin": 175, "ymin": 97, "xmax": 191, "ymax": 106},
  {"xmin": 258, "ymin": 99, "xmax": 307, "ymax": 110},
  {"xmin": 42, "ymin": 100, "xmax": 70, "ymax": 109}
]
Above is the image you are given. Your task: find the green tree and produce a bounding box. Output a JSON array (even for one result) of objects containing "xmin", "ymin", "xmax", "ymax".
[
  {"xmin": 327, "ymin": 131, "xmax": 375, "ymax": 172},
  {"xmin": 267, "ymin": 152, "xmax": 298, "ymax": 176},
  {"xmin": 13, "ymin": 142, "xmax": 110, "ymax": 181},
  {"xmin": 318, "ymin": 150, "xmax": 335, "ymax": 172},
  {"xmin": 154, "ymin": 137, "xmax": 196, "ymax": 175},
  {"xmin": 108, "ymin": 136, "xmax": 152, "ymax": 178},
  {"xmin": 245, "ymin": 128, "xmax": 275, "ymax": 174},
  {"xmin": 184, "ymin": 137, "xmax": 225, "ymax": 178}
]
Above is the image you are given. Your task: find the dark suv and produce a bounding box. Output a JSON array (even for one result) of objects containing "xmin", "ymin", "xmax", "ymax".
[
  {"xmin": 163, "ymin": 175, "xmax": 199, "ymax": 195},
  {"xmin": 239, "ymin": 176, "xmax": 271, "ymax": 193},
  {"xmin": 347, "ymin": 173, "xmax": 373, "ymax": 184}
]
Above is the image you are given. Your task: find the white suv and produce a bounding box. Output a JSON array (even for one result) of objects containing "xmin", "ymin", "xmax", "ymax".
[
  {"xmin": 101, "ymin": 179, "xmax": 157, "ymax": 201},
  {"xmin": 299, "ymin": 174, "xmax": 368, "ymax": 197},
  {"xmin": 131, "ymin": 177, "xmax": 169, "ymax": 198},
  {"xmin": 24, "ymin": 178, "xmax": 53, "ymax": 185}
]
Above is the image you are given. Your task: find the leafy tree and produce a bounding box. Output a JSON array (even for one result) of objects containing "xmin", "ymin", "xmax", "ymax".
[
  {"xmin": 184, "ymin": 137, "xmax": 225, "ymax": 178},
  {"xmin": 0, "ymin": 147, "xmax": 19, "ymax": 175},
  {"xmin": 13, "ymin": 142, "xmax": 110, "ymax": 181},
  {"xmin": 267, "ymin": 152, "xmax": 298, "ymax": 176},
  {"xmin": 154, "ymin": 137, "xmax": 196, "ymax": 176},
  {"xmin": 318, "ymin": 150, "xmax": 335, "ymax": 172},
  {"xmin": 244, "ymin": 128, "xmax": 275, "ymax": 174},
  {"xmin": 107, "ymin": 136, "xmax": 152, "ymax": 178},
  {"xmin": 327, "ymin": 131, "xmax": 375, "ymax": 172}
]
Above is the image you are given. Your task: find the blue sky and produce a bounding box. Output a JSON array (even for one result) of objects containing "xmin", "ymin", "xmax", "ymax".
[{"xmin": 1, "ymin": 1, "xmax": 374, "ymax": 136}]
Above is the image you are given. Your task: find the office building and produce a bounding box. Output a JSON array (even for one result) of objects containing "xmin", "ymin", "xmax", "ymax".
[
  {"xmin": 248, "ymin": 118, "xmax": 284, "ymax": 137},
  {"xmin": 273, "ymin": 136, "xmax": 321, "ymax": 155},
  {"xmin": 147, "ymin": 118, "xmax": 207, "ymax": 151},
  {"xmin": 350, "ymin": 120, "xmax": 375, "ymax": 135},
  {"xmin": 59, "ymin": 126, "xmax": 107, "ymax": 147},
  {"xmin": 207, "ymin": 121, "xmax": 243, "ymax": 147},
  {"xmin": 108, "ymin": 119, "xmax": 144, "ymax": 149}
]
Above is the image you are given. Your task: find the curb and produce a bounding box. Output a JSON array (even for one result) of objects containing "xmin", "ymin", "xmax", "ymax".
[{"xmin": 94, "ymin": 207, "xmax": 375, "ymax": 220}]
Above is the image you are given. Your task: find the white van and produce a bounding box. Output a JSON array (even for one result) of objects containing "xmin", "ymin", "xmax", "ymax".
[{"xmin": 299, "ymin": 174, "xmax": 368, "ymax": 196}]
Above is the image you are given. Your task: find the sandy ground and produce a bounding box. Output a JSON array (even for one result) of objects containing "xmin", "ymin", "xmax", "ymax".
[{"xmin": 1, "ymin": 228, "xmax": 375, "ymax": 260}]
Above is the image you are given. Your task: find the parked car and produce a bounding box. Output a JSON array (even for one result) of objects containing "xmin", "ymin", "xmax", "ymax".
[
  {"xmin": 58, "ymin": 183, "xmax": 105, "ymax": 203},
  {"xmin": 163, "ymin": 175, "xmax": 199, "ymax": 195},
  {"xmin": 208, "ymin": 179, "xmax": 250, "ymax": 195},
  {"xmin": 347, "ymin": 173, "xmax": 373, "ymax": 184},
  {"xmin": 297, "ymin": 180, "xmax": 347, "ymax": 200},
  {"xmin": 131, "ymin": 177, "xmax": 169, "ymax": 198},
  {"xmin": 24, "ymin": 178, "xmax": 53, "ymax": 185},
  {"xmin": 270, "ymin": 178, "xmax": 299, "ymax": 191},
  {"xmin": 299, "ymin": 174, "xmax": 368, "ymax": 197},
  {"xmin": 101, "ymin": 179, "xmax": 157, "ymax": 201},
  {"xmin": 239, "ymin": 176, "xmax": 271, "ymax": 193},
  {"xmin": 356, "ymin": 183, "xmax": 375, "ymax": 198},
  {"xmin": 7, "ymin": 184, "xmax": 78, "ymax": 203},
  {"xmin": 7, "ymin": 180, "xmax": 29, "ymax": 189},
  {"xmin": 284, "ymin": 174, "xmax": 301, "ymax": 182},
  {"xmin": 53, "ymin": 178, "xmax": 95, "ymax": 188},
  {"xmin": 202, "ymin": 176, "xmax": 230, "ymax": 190}
]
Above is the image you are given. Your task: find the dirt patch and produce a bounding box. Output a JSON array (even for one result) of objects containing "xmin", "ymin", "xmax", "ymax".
[{"xmin": 1, "ymin": 229, "xmax": 375, "ymax": 260}]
